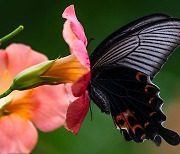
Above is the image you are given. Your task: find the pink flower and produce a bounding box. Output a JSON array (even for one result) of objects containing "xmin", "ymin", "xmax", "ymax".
[
  {"xmin": 35, "ymin": 5, "xmax": 91, "ymax": 134},
  {"xmin": 62, "ymin": 5, "xmax": 91, "ymax": 134},
  {"xmin": 0, "ymin": 5, "xmax": 91, "ymax": 138},
  {"xmin": 24, "ymin": 5, "xmax": 91, "ymax": 135},
  {"xmin": 0, "ymin": 44, "xmax": 71, "ymax": 153}
]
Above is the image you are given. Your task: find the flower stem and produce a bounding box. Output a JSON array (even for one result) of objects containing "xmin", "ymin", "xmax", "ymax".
[
  {"xmin": 0, "ymin": 87, "xmax": 13, "ymax": 99},
  {"xmin": 0, "ymin": 25, "xmax": 24, "ymax": 45}
]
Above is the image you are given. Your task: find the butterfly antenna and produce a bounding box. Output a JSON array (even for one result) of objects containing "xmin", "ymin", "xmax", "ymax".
[{"xmin": 89, "ymin": 97, "xmax": 93, "ymax": 121}]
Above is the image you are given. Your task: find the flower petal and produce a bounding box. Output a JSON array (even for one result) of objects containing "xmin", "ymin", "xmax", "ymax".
[
  {"xmin": 71, "ymin": 40, "xmax": 90, "ymax": 68},
  {"xmin": 64, "ymin": 91, "xmax": 89, "ymax": 134},
  {"xmin": 30, "ymin": 85, "xmax": 71, "ymax": 132},
  {"xmin": 65, "ymin": 83, "xmax": 77, "ymax": 103},
  {"xmin": 0, "ymin": 50, "xmax": 7, "ymax": 77},
  {"xmin": 0, "ymin": 43, "xmax": 48, "ymax": 93},
  {"xmin": 0, "ymin": 50, "xmax": 12, "ymax": 93},
  {"xmin": 0, "ymin": 115, "xmax": 37, "ymax": 153},
  {"xmin": 6, "ymin": 43, "xmax": 47, "ymax": 77},
  {"xmin": 43, "ymin": 54, "xmax": 89, "ymax": 83},
  {"xmin": 63, "ymin": 20, "xmax": 77, "ymax": 49},
  {"xmin": 62, "ymin": 5, "xmax": 87, "ymax": 46},
  {"xmin": 72, "ymin": 72, "xmax": 91, "ymax": 97}
]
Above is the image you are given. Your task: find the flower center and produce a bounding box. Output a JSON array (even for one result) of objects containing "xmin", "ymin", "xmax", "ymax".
[{"xmin": 0, "ymin": 91, "xmax": 33, "ymax": 120}]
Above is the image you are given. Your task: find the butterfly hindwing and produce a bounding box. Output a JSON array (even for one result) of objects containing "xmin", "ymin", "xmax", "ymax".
[
  {"xmin": 89, "ymin": 66, "xmax": 180, "ymax": 145},
  {"xmin": 89, "ymin": 14, "xmax": 180, "ymax": 146}
]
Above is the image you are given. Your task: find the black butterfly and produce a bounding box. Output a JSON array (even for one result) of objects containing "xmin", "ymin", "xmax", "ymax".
[{"xmin": 88, "ymin": 13, "xmax": 180, "ymax": 146}]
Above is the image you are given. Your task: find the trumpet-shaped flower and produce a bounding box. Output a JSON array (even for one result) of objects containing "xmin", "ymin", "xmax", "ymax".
[
  {"xmin": 61, "ymin": 5, "xmax": 91, "ymax": 134},
  {"xmin": 0, "ymin": 44, "xmax": 71, "ymax": 153},
  {"xmin": 0, "ymin": 5, "xmax": 91, "ymax": 135}
]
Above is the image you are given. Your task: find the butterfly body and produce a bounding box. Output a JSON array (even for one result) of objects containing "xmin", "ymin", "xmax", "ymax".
[{"xmin": 88, "ymin": 14, "xmax": 180, "ymax": 146}]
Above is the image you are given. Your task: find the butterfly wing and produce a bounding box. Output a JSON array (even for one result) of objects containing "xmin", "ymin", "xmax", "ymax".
[
  {"xmin": 91, "ymin": 14, "xmax": 180, "ymax": 78},
  {"xmin": 89, "ymin": 66, "xmax": 179, "ymax": 145},
  {"xmin": 89, "ymin": 14, "xmax": 180, "ymax": 145},
  {"xmin": 91, "ymin": 13, "xmax": 170, "ymax": 67}
]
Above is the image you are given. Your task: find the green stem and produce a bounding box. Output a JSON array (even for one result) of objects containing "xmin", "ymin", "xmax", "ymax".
[
  {"xmin": 0, "ymin": 87, "xmax": 13, "ymax": 99},
  {"xmin": 0, "ymin": 25, "xmax": 24, "ymax": 45}
]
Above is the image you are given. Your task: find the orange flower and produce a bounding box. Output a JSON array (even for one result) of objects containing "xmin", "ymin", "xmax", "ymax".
[{"xmin": 0, "ymin": 44, "xmax": 71, "ymax": 153}]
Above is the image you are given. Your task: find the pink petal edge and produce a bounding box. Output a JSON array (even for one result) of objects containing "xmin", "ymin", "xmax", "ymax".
[
  {"xmin": 0, "ymin": 115, "xmax": 38, "ymax": 153},
  {"xmin": 6, "ymin": 43, "xmax": 47, "ymax": 77},
  {"xmin": 64, "ymin": 91, "xmax": 89, "ymax": 134},
  {"xmin": 62, "ymin": 5, "xmax": 87, "ymax": 46},
  {"xmin": 0, "ymin": 50, "xmax": 7, "ymax": 77}
]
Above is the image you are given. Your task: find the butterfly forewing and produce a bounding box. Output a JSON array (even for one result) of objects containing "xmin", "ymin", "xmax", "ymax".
[
  {"xmin": 91, "ymin": 16, "xmax": 180, "ymax": 78},
  {"xmin": 116, "ymin": 20, "xmax": 180, "ymax": 77},
  {"xmin": 89, "ymin": 14, "xmax": 180, "ymax": 146},
  {"xmin": 90, "ymin": 13, "xmax": 170, "ymax": 68}
]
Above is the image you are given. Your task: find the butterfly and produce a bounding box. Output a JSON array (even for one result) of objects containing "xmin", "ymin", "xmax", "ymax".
[{"xmin": 88, "ymin": 13, "xmax": 180, "ymax": 146}]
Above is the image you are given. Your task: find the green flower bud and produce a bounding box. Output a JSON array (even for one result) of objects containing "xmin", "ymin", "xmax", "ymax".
[
  {"xmin": 0, "ymin": 59, "xmax": 60, "ymax": 98},
  {"xmin": 12, "ymin": 59, "xmax": 60, "ymax": 90}
]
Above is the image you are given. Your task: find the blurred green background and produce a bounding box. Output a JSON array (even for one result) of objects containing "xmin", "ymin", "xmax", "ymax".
[{"xmin": 0, "ymin": 0, "xmax": 180, "ymax": 154}]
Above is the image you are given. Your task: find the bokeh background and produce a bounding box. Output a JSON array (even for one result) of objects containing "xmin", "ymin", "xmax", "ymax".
[{"xmin": 0, "ymin": 0, "xmax": 180, "ymax": 154}]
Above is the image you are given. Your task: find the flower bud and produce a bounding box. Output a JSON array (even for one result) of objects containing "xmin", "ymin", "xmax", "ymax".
[
  {"xmin": 11, "ymin": 60, "xmax": 57, "ymax": 90},
  {"xmin": 0, "ymin": 54, "xmax": 89, "ymax": 99}
]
